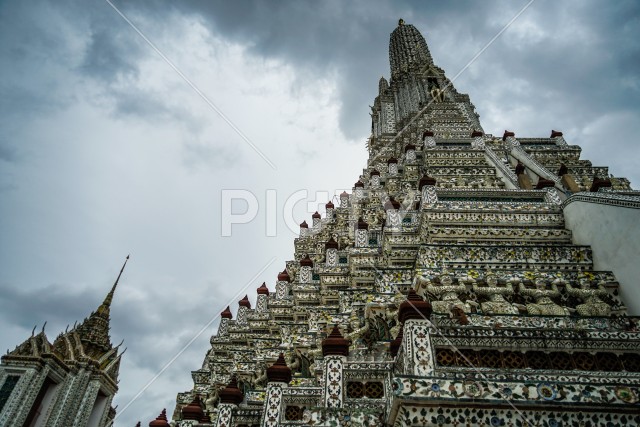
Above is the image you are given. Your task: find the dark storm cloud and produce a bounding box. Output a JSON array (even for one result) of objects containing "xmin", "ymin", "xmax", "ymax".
[
  {"xmin": 81, "ymin": 27, "xmax": 141, "ymax": 82},
  {"xmin": 167, "ymin": 0, "xmax": 475, "ymax": 139},
  {"xmin": 151, "ymin": 0, "xmax": 640, "ymax": 144},
  {"xmin": 0, "ymin": 283, "xmax": 96, "ymax": 333}
]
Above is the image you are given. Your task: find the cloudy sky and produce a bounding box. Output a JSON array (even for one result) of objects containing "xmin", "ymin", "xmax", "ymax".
[{"xmin": 0, "ymin": 0, "xmax": 638, "ymax": 425}]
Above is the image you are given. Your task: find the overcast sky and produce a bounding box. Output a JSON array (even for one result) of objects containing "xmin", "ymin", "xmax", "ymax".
[{"xmin": 0, "ymin": 1, "xmax": 638, "ymax": 425}]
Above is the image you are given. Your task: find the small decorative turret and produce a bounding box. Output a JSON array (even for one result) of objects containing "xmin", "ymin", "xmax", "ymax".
[
  {"xmin": 325, "ymin": 237, "xmax": 339, "ymax": 250},
  {"xmin": 325, "ymin": 200, "xmax": 335, "ymax": 219},
  {"xmin": 299, "ymin": 255, "xmax": 314, "ymax": 283},
  {"xmin": 550, "ymin": 129, "xmax": 568, "ymax": 147},
  {"xmin": 238, "ymin": 295, "xmax": 251, "ymax": 309},
  {"xmin": 182, "ymin": 395, "xmax": 205, "ymax": 420},
  {"xmin": 312, "ymin": 211, "xmax": 321, "ymax": 227},
  {"xmin": 149, "ymin": 409, "xmax": 170, "ymax": 427},
  {"xmin": 278, "ymin": 269, "xmax": 291, "ymax": 282},
  {"xmin": 398, "ymin": 289, "xmax": 432, "ymax": 323},
  {"xmin": 220, "ymin": 306, "xmax": 233, "ymax": 319},
  {"xmin": 471, "ymin": 130, "xmax": 485, "ymax": 149},
  {"xmin": 266, "ymin": 353, "xmax": 292, "ymax": 383},
  {"xmin": 370, "ymin": 169, "xmax": 381, "ymax": 187},
  {"xmin": 355, "ymin": 217, "xmax": 369, "ymax": 248},
  {"xmin": 257, "ymin": 282, "xmax": 269, "ymax": 295},
  {"xmin": 423, "ymin": 130, "xmax": 436, "ymax": 149},
  {"xmin": 339, "ymin": 191, "xmax": 350, "ymax": 208},
  {"xmin": 322, "ymin": 325, "xmax": 350, "ymax": 357},
  {"xmin": 276, "ymin": 269, "xmax": 291, "ymax": 301},
  {"xmin": 325, "ymin": 237, "xmax": 339, "ymax": 267},
  {"xmin": 405, "ymin": 144, "xmax": 417, "ymax": 162},
  {"xmin": 300, "ymin": 255, "xmax": 314, "ymax": 267},
  {"xmin": 219, "ymin": 376, "xmax": 244, "ymax": 405},
  {"xmin": 385, "ymin": 196, "xmax": 402, "ymax": 227},
  {"xmin": 354, "ymin": 180, "xmax": 365, "ymax": 200},
  {"xmin": 418, "ymin": 175, "xmax": 437, "ymax": 190},
  {"xmin": 299, "ymin": 220, "xmax": 309, "ymax": 237},
  {"xmin": 387, "ymin": 157, "xmax": 399, "ymax": 175}
]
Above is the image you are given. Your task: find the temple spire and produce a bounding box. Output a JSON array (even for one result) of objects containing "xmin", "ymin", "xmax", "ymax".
[
  {"xmin": 389, "ymin": 18, "xmax": 433, "ymax": 78},
  {"xmin": 96, "ymin": 255, "xmax": 129, "ymax": 317},
  {"xmin": 74, "ymin": 255, "xmax": 130, "ymax": 356}
]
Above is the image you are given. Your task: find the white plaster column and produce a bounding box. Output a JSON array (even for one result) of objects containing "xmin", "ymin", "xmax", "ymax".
[
  {"xmin": 214, "ymin": 404, "xmax": 234, "ymax": 427},
  {"xmin": 260, "ymin": 383, "xmax": 284, "ymax": 427},
  {"xmin": 339, "ymin": 191, "xmax": 350, "ymax": 208},
  {"xmin": 402, "ymin": 319, "xmax": 436, "ymax": 377},
  {"xmin": 323, "ymin": 356, "xmax": 345, "ymax": 408}
]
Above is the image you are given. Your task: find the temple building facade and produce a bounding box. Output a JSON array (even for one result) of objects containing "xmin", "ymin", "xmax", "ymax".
[
  {"xmin": 151, "ymin": 19, "xmax": 640, "ymax": 427},
  {"xmin": 0, "ymin": 257, "xmax": 128, "ymax": 427}
]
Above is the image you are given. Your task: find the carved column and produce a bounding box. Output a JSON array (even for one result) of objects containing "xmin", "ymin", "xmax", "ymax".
[
  {"xmin": 275, "ymin": 270, "xmax": 291, "ymax": 300},
  {"xmin": 325, "ymin": 238, "xmax": 339, "ymax": 267},
  {"xmin": 261, "ymin": 354, "xmax": 292, "ymax": 427},
  {"xmin": 237, "ymin": 296, "xmax": 251, "ymax": 325},
  {"xmin": 299, "ymin": 256, "xmax": 313, "ymax": 283},
  {"xmin": 215, "ymin": 377, "xmax": 243, "ymax": 427},
  {"xmin": 321, "ymin": 326, "xmax": 349, "ymax": 408},
  {"xmin": 355, "ymin": 218, "xmax": 369, "ymax": 248}
]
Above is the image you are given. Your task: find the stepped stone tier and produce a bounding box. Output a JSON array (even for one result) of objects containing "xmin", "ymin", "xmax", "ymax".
[
  {"xmin": 166, "ymin": 20, "xmax": 640, "ymax": 427},
  {"xmin": 0, "ymin": 257, "xmax": 129, "ymax": 427}
]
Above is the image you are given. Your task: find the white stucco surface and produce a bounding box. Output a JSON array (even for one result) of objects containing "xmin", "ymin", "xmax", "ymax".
[{"xmin": 563, "ymin": 197, "xmax": 640, "ymax": 315}]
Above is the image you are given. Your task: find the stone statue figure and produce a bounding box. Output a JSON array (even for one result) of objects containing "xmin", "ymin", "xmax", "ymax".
[
  {"xmin": 518, "ymin": 273, "xmax": 569, "ymax": 316},
  {"xmin": 345, "ymin": 312, "xmax": 370, "ymax": 348},
  {"xmin": 566, "ymin": 277, "xmax": 612, "ymax": 317},
  {"xmin": 430, "ymin": 86, "xmax": 445, "ymax": 103},
  {"xmin": 418, "ymin": 269, "xmax": 472, "ymax": 314},
  {"xmin": 473, "ymin": 271, "xmax": 518, "ymax": 315}
]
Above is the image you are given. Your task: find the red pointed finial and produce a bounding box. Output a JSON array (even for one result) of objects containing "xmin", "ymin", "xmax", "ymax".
[
  {"xmin": 149, "ymin": 409, "xmax": 170, "ymax": 427},
  {"xmin": 220, "ymin": 306, "xmax": 233, "ymax": 319},
  {"xmin": 257, "ymin": 282, "xmax": 269, "ymax": 295},
  {"xmin": 219, "ymin": 376, "xmax": 244, "ymax": 404},
  {"xmin": 322, "ymin": 324, "xmax": 350, "ymax": 356},
  {"xmin": 182, "ymin": 395, "xmax": 205, "ymax": 420},
  {"xmin": 238, "ymin": 295, "xmax": 251, "ymax": 308},
  {"xmin": 398, "ymin": 289, "xmax": 432, "ymax": 323},
  {"xmin": 325, "ymin": 237, "xmax": 339, "ymax": 250},
  {"xmin": 356, "ymin": 217, "xmax": 369, "ymax": 230},
  {"xmin": 278, "ymin": 269, "xmax": 291, "ymax": 282},
  {"xmin": 267, "ymin": 353, "xmax": 292, "ymax": 383}
]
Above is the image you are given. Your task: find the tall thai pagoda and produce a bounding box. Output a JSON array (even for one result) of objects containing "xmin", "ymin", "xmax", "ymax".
[
  {"xmin": 157, "ymin": 20, "xmax": 640, "ymax": 427},
  {"xmin": 0, "ymin": 257, "xmax": 129, "ymax": 426}
]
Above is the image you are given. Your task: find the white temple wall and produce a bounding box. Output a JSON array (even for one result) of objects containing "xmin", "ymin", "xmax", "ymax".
[{"xmin": 563, "ymin": 199, "xmax": 640, "ymax": 315}]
